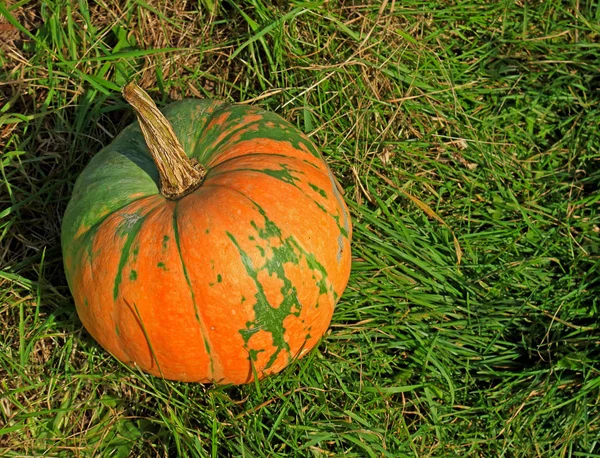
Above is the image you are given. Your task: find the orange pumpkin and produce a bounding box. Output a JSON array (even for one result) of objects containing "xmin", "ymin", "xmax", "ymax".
[{"xmin": 61, "ymin": 83, "xmax": 352, "ymax": 384}]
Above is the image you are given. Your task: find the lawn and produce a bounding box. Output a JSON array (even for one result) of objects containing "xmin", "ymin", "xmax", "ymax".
[{"xmin": 1, "ymin": 0, "xmax": 599, "ymax": 456}]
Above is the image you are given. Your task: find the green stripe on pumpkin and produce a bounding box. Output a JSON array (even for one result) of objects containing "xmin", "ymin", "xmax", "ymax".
[
  {"xmin": 172, "ymin": 202, "xmax": 215, "ymax": 379},
  {"xmin": 113, "ymin": 210, "xmax": 151, "ymax": 301},
  {"xmin": 195, "ymin": 104, "xmax": 323, "ymax": 163},
  {"xmin": 309, "ymin": 183, "xmax": 327, "ymax": 198}
]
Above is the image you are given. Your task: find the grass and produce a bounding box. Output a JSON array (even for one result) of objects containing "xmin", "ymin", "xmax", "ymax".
[{"xmin": 1, "ymin": 0, "xmax": 599, "ymax": 456}]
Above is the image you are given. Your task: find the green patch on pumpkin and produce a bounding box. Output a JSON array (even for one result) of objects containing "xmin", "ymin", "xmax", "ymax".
[
  {"xmin": 260, "ymin": 164, "xmax": 303, "ymax": 186},
  {"xmin": 227, "ymin": 230, "xmax": 292, "ymax": 369},
  {"xmin": 226, "ymin": 198, "xmax": 333, "ymax": 370},
  {"xmin": 248, "ymin": 348, "xmax": 264, "ymax": 362},
  {"xmin": 309, "ymin": 183, "xmax": 327, "ymax": 198}
]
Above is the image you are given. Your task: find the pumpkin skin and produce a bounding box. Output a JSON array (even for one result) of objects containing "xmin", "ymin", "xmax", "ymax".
[{"xmin": 61, "ymin": 98, "xmax": 352, "ymax": 384}]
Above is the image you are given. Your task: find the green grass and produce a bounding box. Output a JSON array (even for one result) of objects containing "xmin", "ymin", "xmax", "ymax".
[{"xmin": 1, "ymin": 0, "xmax": 599, "ymax": 456}]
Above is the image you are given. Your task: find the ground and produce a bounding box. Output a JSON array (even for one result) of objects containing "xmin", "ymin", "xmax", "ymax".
[{"xmin": 1, "ymin": 0, "xmax": 599, "ymax": 456}]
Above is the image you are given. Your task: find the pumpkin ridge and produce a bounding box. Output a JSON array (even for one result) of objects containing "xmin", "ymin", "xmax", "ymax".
[
  {"xmin": 212, "ymin": 165, "xmax": 304, "ymax": 187},
  {"xmin": 199, "ymin": 108, "xmax": 322, "ymax": 160},
  {"xmin": 206, "ymin": 166, "xmax": 350, "ymax": 241},
  {"xmin": 186, "ymin": 100, "xmax": 230, "ymax": 159},
  {"xmin": 205, "ymin": 152, "xmax": 292, "ymax": 173},
  {"xmin": 112, "ymin": 203, "xmax": 162, "ymax": 302},
  {"xmin": 71, "ymin": 194, "xmax": 160, "ymax": 244},
  {"xmin": 194, "ymin": 104, "xmax": 321, "ymax": 164},
  {"xmin": 202, "ymin": 118, "xmax": 264, "ymax": 162},
  {"xmin": 172, "ymin": 201, "xmax": 217, "ymax": 381},
  {"xmin": 205, "ymin": 138, "xmax": 324, "ymax": 171}
]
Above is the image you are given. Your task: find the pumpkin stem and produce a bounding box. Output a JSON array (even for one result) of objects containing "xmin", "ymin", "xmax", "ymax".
[{"xmin": 122, "ymin": 82, "xmax": 204, "ymax": 199}]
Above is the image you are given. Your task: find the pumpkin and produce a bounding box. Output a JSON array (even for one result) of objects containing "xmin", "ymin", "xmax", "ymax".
[{"xmin": 61, "ymin": 83, "xmax": 352, "ymax": 384}]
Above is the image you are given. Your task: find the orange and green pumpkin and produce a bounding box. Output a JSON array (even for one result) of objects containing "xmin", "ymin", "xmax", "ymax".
[{"xmin": 61, "ymin": 83, "xmax": 352, "ymax": 384}]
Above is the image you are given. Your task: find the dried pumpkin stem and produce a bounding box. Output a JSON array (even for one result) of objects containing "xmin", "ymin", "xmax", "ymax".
[{"xmin": 122, "ymin": 82, "xmax": 204, "ymax": 199}]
